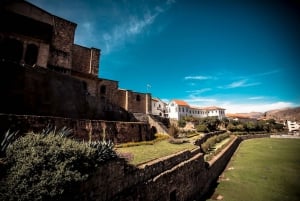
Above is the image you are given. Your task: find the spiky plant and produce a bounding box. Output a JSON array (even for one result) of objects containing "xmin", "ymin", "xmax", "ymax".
[{"xmin": 0, "ymin": 129, "xmax": 19, "ymax": 157}]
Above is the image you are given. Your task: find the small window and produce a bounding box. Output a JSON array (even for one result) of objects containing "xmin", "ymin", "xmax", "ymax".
[
  {"xmin": 82, "ymin": 81, "xmax": 87, "ymax": 91},
  {"xmin": 136, "ymin": 95, "xmax": 141, "ymax": 101},
  {"xmin": 170, "ymin": 190, "xmax": 176, "ymax": 201},
  {"xmin": 100, "ymin": 85, "xmax": 106, "ymax": 94}
]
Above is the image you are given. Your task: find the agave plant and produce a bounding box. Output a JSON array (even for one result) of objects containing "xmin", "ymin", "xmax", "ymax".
[
  {"xmin": 41, "ymin": 124, "xmax": 73, "ymax": 137},
  {"xmin": 89, "ymin": 140, "xmax": 117, "ymax": 162},
  {"xmin": 0, "ymin": 129, "xmax": 19, "ymax": 157}
]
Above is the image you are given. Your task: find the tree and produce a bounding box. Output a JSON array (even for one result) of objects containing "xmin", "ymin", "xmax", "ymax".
[{"xmin": 199, "ymin": 117, "xmax": 220, "ymax": 132}]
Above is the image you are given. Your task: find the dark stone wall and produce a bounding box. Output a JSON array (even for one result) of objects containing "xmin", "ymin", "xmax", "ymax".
[
  {"xmin": 0, "ymin": 62, "xmax": 87, "ymax": 118},
  {"xmin": 0, "ymin": 62, "xmax": 132, "ymax": 121},
  {"xmin": 0, "ymin": 114, "xmax": 153, "ymax": 144},
  {"xmin": 48, "ymin": 16, "xmax": 76, "ymax": 69},
  {"xmin": 72, "ymin": 45, "xmax": 100, "ymax": 77}
]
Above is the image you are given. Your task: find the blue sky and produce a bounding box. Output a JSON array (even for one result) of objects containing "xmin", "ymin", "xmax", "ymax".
[{"xmin": 28, "ymin": 0, "xmax": 300, "ymax": 113}]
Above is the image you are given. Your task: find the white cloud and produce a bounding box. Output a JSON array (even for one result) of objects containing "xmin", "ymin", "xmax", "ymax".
[
  {"xmin": 185, "ymin": 96, "xmax": 217, "ymax": 104},
  {"xmin": 186, "ymin": 88, "xmax": 211, "ymax": 95},
  {"xmin": 254, "ymin": 70, "xmax": 280, "ymax": 77},
  {"xmin": 184, "ymin": 75, "xmax": 214, "ymax": 80},
  {"xmin": 102, "ymin": 12, "xmax": 158, "ymax": 53},
  {"xmin": 220, "ymin": 79, "xmax": 261, "ymax": 89},
  {"xmin": 180, "ymin": 94, "xmax": 297, "ymax": 113},
  {"xmin": 101, "ymin": 1, "xmax": 176, "ymax": 54},
  {"xmin": 248, "ymin": 96, "xmax": 264, "ymax": 100},
  {"xmin": 219, "ymin": 101, "xmax": 296, "ymax": 113}
]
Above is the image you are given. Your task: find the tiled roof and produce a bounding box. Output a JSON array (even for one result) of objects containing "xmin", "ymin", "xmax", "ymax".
[{"xmin": 173, "ymin": 100, "xmax": 190, "ymax": 106}]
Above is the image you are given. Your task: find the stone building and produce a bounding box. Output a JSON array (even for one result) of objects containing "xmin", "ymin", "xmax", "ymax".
[{"xmin": 0, "ymin": 0, "xmax": 151, "ymax": 120}]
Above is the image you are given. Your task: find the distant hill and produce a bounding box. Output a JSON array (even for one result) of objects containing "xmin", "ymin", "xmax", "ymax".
[
  {"xmin": 226, "ymin": 112, "xmax": 264, "ymax": 119},
  {"xmin": 264, "ymin": 107, "xmax": 300, "ymax": 122},
  {"xmin": 226, "ymin": 107, "xmax": 300, "ymax": 122}
]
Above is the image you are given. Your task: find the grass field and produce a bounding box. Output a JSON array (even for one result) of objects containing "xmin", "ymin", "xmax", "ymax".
[
  {"xmin": 116, "ymin": 140, "xmax": 197, "ymax": 165},
  {"xmin": 207, "ymin": 138, "xmax": 300, "ymax": 201}
]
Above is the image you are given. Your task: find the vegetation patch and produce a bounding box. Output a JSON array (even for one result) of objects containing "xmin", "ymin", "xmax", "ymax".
[
  {"xmin": 208, "ymin": 138, "xmax": 300, "ymax": 201},
  {"xmin": 0, "ymin": 128, "xmax": 117, "ymax": 201},
  {"xmin": 115, "ymin": 133, "xmax": 170, "ymax": 148},
  {"xmin": 116, "ymin": 139, "xmax": 197, "ymax": 165}
]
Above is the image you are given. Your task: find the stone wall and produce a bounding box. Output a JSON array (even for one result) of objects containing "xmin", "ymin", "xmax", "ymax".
[
  {"xmin": 48, "ymin": 16, "xmax": 76, "ymax": 70},
  {"xmin": 0, "ymin": 62, "xmax": 134, "ymax": 121},
  {"xmin": 72, "ymin": 44, "xmax": 100, "ymax": 77},
  {"xmin": 0, "ymin": 114, "xmax": 153, "ymax": 144},
  {"xmin": 77, "ymin": 136, "xmax": 246, "ymax": 201},
  {"xmin": 78, "ymin": 134, "xmax": 271, "ymax": 201}
]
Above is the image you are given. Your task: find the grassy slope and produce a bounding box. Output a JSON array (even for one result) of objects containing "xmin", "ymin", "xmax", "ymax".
[
  {"xmin": 209, "ymin": 138, "xmax": 300, "ymax": 201},
  {"xmin": 116, "ymin": 140, "xmax": 197, "ymax": 165}
]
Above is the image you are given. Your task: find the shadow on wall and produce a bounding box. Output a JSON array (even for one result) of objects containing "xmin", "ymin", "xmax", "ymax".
[{"xmin": 0, "ymin": 61, "xmax": 136, "ymax": 121}]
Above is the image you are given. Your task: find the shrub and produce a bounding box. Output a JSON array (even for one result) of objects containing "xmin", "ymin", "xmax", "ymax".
[
  {"xmin": 0, "ymin": 132, "xmax": 117, "ymax": 201},
  {"xmin": 178, "ymin": 119, "xmax": 186, "ymax": 128},
  {"xmin": 196, "ymin": 124, "xmax": 209, "ymax": 133}
]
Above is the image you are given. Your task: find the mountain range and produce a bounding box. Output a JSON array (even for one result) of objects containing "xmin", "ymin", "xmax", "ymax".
[{"xmin": 226, "ymin": 107, "xmax": 300, "ymax": 122}]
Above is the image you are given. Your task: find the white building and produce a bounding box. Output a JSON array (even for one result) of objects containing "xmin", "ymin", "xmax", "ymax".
[
  {"xmin": 287, "ymin": 120, "xmax": 300, "ymax": 132},
  {"xmin": 167, "ymin": 99, "xmax": 226, "ymax": 120},
  {"xmin": 151, "ymin": 97, "xmax": 168, "ymax": 117}
]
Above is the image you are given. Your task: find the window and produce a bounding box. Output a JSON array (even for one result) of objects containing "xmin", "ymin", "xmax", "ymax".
[
  {"xmin": 100, "ymin": 85, "xmax": 106, "ymax": 94},
  {"xmin": 170, "ymin": 190, "xmax": 177, "ymax": 201},
  {"xmin": 136, "ymin": 95, "xmax": 141, "ymax": 101},
  {"xmin": 25, "ymin": 44, "xmax": 38, "ymax": 66},
  {"xmin": 82, "ymin": 81, "xmax": 87, "ymax": 91}
]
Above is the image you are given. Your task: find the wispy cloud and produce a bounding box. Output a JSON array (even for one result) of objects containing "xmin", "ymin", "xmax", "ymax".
[
  {"xmin": 219, "ymin": 79, "xmax": 261, "ymax": 89},
  {"xmin": 186, "ymin": 97, "xmax": 217, "ymax": 103},
  {"xmin": 102, "ymin": 12, "xmax": 157, "ymax": 53},
  {"xmin": 255, "ymin": 70, "xmax": 280, "ymax": 77},
  {"xmin": 184, "ymin": 75, "xmax": 215, "ymax": 80},
  {"xmin": 186, "ymin": 88, "xmax": 211, "ymax": 95},
  {"xmin": 101, "ymin": 0, "xmax": 176, "ymax": 54},
  {"xmin": 248, "ymin": 96, "xmax": 264, "ymax": 100}
]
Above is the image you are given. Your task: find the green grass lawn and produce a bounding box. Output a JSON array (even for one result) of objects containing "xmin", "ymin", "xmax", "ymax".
[
  {"xmin": 208, "ymin": 138, "xmax": 300, "ymax": 201},
  {"xmin": 116, "ymin": 140, "xmax": 197, "ymax": 165}
]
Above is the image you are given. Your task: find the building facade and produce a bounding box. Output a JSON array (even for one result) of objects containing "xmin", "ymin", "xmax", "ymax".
[
  {"xmin": 0, "ymin": 0, "xmax": 151, "ymax": 120},
  {"xmin": 167, "ymin": 100, "xmax": 225, "ymax": 120},
  {"xmin": 151, "ymin": 97, "xmax": 168, "ymax": 117},
  {"xmin": 286, "ymin": 120, "xmax": 300, "ymax": 133}
]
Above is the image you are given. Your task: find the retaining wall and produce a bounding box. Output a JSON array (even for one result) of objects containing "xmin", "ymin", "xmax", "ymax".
[
  {"xmin": 0, "ymin": 114, "xmax": 154, "ymax": 144},
  {"xmin": 77, "ymin": 135, "xmax": 254, "ymax": 201}
]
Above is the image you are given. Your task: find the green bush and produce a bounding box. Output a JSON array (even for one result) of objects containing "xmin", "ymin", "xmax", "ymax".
[
  {"xmin": 0, "ymin": 132, "xmax": 117, "ymax": 201},
  {"xmin": 196, "ymin": 124, "xmax": 209, "ymax": 133}
]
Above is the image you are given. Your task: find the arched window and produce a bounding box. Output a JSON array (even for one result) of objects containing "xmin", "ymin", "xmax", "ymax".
[{"xmin": 25, "ymin": 44, "xmax": 38, "ymax": 66}]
